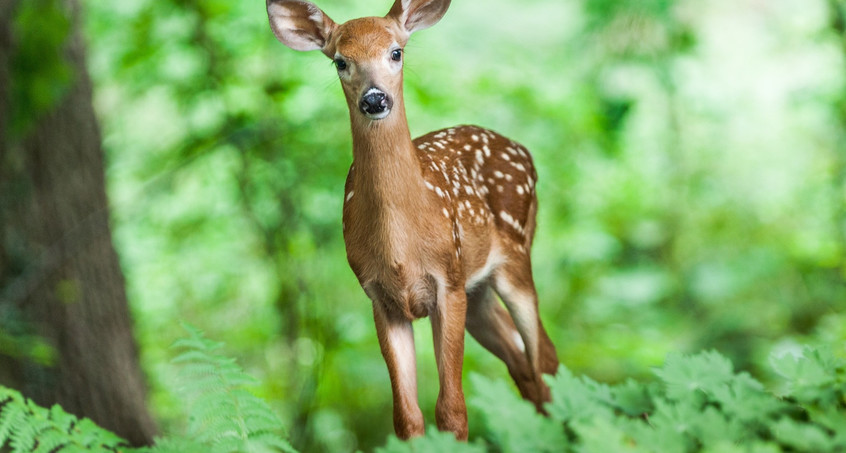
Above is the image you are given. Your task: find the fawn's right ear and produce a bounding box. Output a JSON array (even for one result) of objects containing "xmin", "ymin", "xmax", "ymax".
[{"xmin": 267, "ymin": 0, "xmax": 337, "ymax": 55}]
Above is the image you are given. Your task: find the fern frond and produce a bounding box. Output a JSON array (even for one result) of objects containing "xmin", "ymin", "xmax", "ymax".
[
  {"xmin": 170, "ymin": 323, "xmax": 296, "ymax": 453},
  {"xmin": 0, "ymin": 386, "xmax": 128, "ymax": 452},
  {"xmin": 0, "ymin": 391, "xmax": 25, "ymax": 443}
]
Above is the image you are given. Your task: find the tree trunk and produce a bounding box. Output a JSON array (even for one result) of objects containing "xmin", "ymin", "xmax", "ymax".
[{"xmin": 0, "ymin": 0, "xmax": 157, "ymax": 445}]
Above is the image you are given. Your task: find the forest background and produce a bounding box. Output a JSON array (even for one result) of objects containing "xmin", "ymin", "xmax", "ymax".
[{"xmin": 1, "ymin": 0, "xmax": 846, "ymax": 451}]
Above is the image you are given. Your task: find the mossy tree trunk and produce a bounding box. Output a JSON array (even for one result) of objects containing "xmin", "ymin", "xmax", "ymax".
[{"xmin": 0, "ymin": 0, "xmax": 156, "ymax": 445}]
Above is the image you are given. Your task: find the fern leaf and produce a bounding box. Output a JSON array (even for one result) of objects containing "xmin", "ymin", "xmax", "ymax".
[
  {"xmin": 168, "ymin": 324, "xmax": 294, "ymax": 453},
  {"xmin": 31, "ymin": 431, "xmax": 67, "ymax": 453},
  {"xmin": 0, "ymin": 386, "xmax": 131, "ymax": 452},
  {"xmin": 75, "ymin": 417, "xmax": 127, "ymax": 448},
  {"xmin": 246, "ymin": 432, "xmax": 297, "ymax": 453},
  {"xmin": 0, "ymin": 390, "xmax": 24, "ymax": 442},
  {"xmin": 148, "ymin": 436, "xmax": 210, "ymax": 453},
  {"xmin": 8, "ymin": 410, "xmax": 37, "ymax": 453}
]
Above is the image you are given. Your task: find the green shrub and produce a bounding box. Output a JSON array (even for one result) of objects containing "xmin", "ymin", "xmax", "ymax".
[
  {"xmin": 0, "ymin": 324, "xmax": 295, "ymax": 453},
  {"xmin": 0, "ymin": 389, "xmax": 126, "ymax": 452},
  {"xmin": 1, "ymin": 327, "xmax": 844, "ymax": 452},
  {"xmin": 459, "ymin": 346, "xmax": 846, "ymax": 453}
]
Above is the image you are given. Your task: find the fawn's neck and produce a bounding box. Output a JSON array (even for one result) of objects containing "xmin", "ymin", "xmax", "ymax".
[{"xmin": 349, "ymin": 100, "xmax": 429, "ymax": 215}]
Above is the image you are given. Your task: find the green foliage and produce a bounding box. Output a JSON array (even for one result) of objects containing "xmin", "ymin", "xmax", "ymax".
[
  {"xmin": 9, "ymin": 0, "xmax": 74, "ymax": 138},
  {"xmin": 0, "ymin": 325, "xmax": 296, "ymax": 453},
  {"xmin": 375, "ymin": 429, "xmax": 486, "ymax": 453},
  {"xmin": 73, "ymin": 0, "xmax": 846, "ymax": 449},
  {"xmin": 462, "ymin": 346, "xmax": 846, "ymax": 453},
  {"xmin": 0, "ymin": 387, "xmax": 127, "ymax": 452},
  {"xmin": 0, "ymin": 308, "xmax": 56, "ymax": 366},
  {"xmin": 470, "ymin": 375, "xmax": 568, "ymax": 453},
  {"xmin": 1, "ymin": 333, "xmax": 845, "ymax": 453},
  {"xmin": 168, "ymin": 324, "xmax": 296, "ymax": 453}
]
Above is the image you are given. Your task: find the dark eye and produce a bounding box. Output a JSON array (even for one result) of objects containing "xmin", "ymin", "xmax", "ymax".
[
  {"xmin": 334, "ymin": 58, "xmax": 347, "ymax": 71},
  {"xmin": 391, "ymin": 49, "xmax": 402, "ymax": 62}
]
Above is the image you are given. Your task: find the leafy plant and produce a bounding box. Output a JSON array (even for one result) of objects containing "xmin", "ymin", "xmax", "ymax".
[
  {"xmin": 0, "ymin": 324, "xmax": 296, "ymax": 453},
  {"xmin": 0, "ymin": 387, "xmax": 127, "ymax": 452},
  {"xmin": 1, "ymin": 329, "xmax": 844, "ymax": 453},
  {"xmin": 9, "ymin": 0, "xmax": 74, "ymax": 139},
  {"xmin": 166, "ymin": 323, "xmax": 297, "ymax": 453},
  {"xmin": 375, "ymin": 429, "xmax": 486, "ymax": 453},
  {"xmin": 462, "ymin": 346, "xmax": 846, "ymax": 453}
]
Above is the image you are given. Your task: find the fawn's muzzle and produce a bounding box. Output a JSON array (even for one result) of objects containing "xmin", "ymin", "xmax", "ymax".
[{"xmin": 359, "ymin": 88, "xmax": 392, "ymax": 119}]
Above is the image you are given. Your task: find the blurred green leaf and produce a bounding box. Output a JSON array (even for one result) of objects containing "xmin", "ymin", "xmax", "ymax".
[
  {"xmin": 469, "ymin": 374, "xmax": 568, "ymax": 453},
  {"xmin": 9, "ymin": 0, "xmax": 73, "ymax": 138}
]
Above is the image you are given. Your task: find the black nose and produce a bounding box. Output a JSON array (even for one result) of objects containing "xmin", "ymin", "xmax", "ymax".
[{"xmin": 359, "ymin": 89, "xmax": 391, "ymax": 116}]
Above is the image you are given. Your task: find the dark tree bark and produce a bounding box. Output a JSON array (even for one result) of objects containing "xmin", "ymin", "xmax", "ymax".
[{"xmin": 0, "ymin": 0, "xmax": 157, "ymax": 445}]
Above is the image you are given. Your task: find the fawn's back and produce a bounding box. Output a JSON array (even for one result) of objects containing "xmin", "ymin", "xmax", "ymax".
[{"xmin": 412, "ymin": 125, "xmax": 538, "ymax": 252}]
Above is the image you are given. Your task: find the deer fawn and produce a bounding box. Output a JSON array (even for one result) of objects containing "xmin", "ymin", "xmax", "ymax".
[{"xmin": 267, "ymin": 0, "xmax": 559, "ymax": 440}]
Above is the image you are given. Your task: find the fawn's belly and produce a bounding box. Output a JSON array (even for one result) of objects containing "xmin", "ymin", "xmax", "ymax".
[{"xmin": 361, "ymin": 270, "xmax": 439, "ymax": 320}]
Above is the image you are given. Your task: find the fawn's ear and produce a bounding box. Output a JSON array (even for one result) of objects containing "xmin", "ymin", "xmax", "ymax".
[
  {"xmin": 267, "ymin": 0, "xmax": 337, "ymax": 54},
  {"xmin": 386, "ymin": 0, "xmax": 451, "ymax": 36}
]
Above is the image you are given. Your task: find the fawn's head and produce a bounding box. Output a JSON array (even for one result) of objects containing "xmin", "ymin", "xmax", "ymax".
[{"xmin": 267, "ymin": 0, "xmax": 450, "ymax": 121}]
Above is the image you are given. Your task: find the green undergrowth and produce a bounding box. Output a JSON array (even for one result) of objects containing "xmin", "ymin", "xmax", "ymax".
[
  {"xmin": 0, "ymin": 324, "xmax": 296, "ymax": 453},
  {"xmin": 1, "ymin": 327, "xmax": 844, "ymax": 452}
]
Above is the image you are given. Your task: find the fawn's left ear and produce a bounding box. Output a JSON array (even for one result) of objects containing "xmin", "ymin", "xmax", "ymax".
[
  {"xmin": 267, "ymin": 0, "xmax": 337, "ymax": 55},
  {"xmin": 386, "ymin": 0, "xmax": 451, "ymax": 36}
]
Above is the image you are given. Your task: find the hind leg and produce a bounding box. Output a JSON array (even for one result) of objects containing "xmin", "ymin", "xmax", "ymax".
[
  {"xmin": 466, "ymin": 283, "xmax": 557, "ymax": 410},
  {"xmin": 490, "ymin": 259, "xmax": 559, "ymax": 406},
  {"xmin": 466, "ymin": 285, "xmax": 537, "ymax": 403}
]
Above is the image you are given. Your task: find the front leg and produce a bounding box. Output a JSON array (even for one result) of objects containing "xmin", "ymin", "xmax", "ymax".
[
  {"xmin": 430, "ymin": 285, "xmax": 469, "ymax": 440},
  {"xmin": 372, "ymin": 300, "xmax": 425, "ymax": 439}
]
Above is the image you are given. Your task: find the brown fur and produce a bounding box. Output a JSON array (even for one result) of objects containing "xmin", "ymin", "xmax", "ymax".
[{"xmin": 267, "ymin": 0, "xmax": 560, "ymax": 440}]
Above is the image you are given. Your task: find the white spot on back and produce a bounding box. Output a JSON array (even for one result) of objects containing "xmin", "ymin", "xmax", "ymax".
[{"xmin": 499, "ymin": 210, "xmax": 525, "ymax": 234}]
